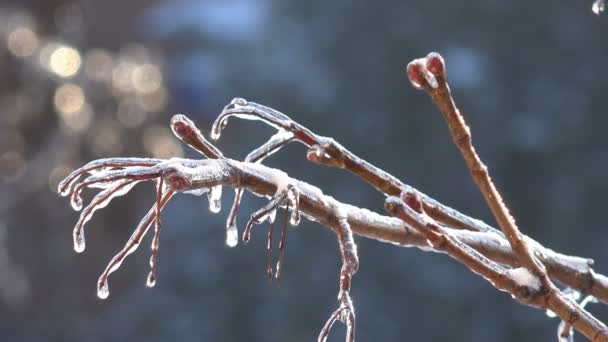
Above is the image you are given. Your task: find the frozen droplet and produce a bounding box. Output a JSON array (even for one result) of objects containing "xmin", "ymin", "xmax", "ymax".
[
  {"xmin": 208, "ymin": 185, "xmax": 222, "ymax": 213},
  {"xmin": 71, "ymin": 193, "xmax": 83, "ymax": 211},
  {"xmin": 149, "ymin": 254, "xmax": 155, "ymax": 268},
  {"xmin": 226, "ymin": 223, "xmax": 238, "ymax": 248},
  {"xmin": 289, "ymin": 210, "xmax": 300, "ymax": 226},
  {"xmin": 97, "ymin": 282, "xmax": 109, "ymax": 299},
  {"xmin": 74, "ymin": 232, "xmax": 86, "ymax": 253},
  {"xmin": 146, "ymin": 272, "xmax": 156, "ymax": 288},
  {"xmin": 230, "ymin": 97, "xmax": 248, "ymax": 107},
  {"xmin": 593, "ymin": 0, "xmax": 605, "ymax": 14}
]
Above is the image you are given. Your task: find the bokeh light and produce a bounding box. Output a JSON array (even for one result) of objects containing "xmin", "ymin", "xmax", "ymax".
[
  {"xmin": 7, "ymin": 27, "xmax": 38, "ymax": 58},
  {"xmin": 53, "ymin": 83, "xmax": 85, "ymax": 114},
  {"xmin": 83, "ymin": 49, "xmax": 114, "ymax": 82},
  {"xmin": 132, "ymin": 63, "xmax": 162, "ymax": 94},
  {"xmin": 49, "ymin": 45, "xmax": 82, "ymax": 77}
]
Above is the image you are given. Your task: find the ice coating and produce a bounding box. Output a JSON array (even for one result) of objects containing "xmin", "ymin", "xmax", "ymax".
[{"xmin": 58, "ymin": 157, "xmax": 162, "ymax": 197}]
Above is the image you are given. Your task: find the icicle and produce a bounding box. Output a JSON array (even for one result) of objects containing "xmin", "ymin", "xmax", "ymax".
[
  {"xmin": 146, "ymin": 271, "xmax": 156, "ymax": 288},
  {"xmin": 73, "ymin": 180, "xmax": 140, "ymax": 253},
  {"xmin": 225, "ymin": 222, "xmax": 238, "ymax": 247},
  {"xmin": 97, "ymin": 281, "xmax": 109, "ymax": 299},
  {"xmin": 74, "ymin": 232, "xmax": 86, "ymax": 253},
  {"xmin": 208, "ymin": 185, "xmax": 222, "ymax": 213},
  {"xmin": 286, "ymin": 186, "xmax": 300, "ymax": 226}
]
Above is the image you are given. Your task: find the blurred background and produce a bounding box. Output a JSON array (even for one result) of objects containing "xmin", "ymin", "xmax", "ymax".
[{"xmin": 1, "ymin": 0, "xmax": 607, "ymax": 341}]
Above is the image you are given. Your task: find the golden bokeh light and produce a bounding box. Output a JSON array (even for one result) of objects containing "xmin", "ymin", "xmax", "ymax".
[
  {"xmin": 49, "ymin": 45, "xmax": 82, "ymax": 77},
  {"xmin": 53, "ymin": 83, "xmax": 85, "ymax": 114},
  {"xmin": 143, "ymin": 125, "xmax": 183, "ymax": 159},
  {"xmin": 7, "ymin": 27, "xmax": 39, "ymax": 58},
  {"xmin": 84, "ymin": 49, "xmax": 114, "ymax": 82},
  {"xmin": 132, "ymin": 64, "xmax": 162, "ymax": 94}
]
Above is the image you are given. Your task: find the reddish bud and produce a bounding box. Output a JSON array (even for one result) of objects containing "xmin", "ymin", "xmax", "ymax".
[
  {"xmin": 171, "ymin": 114, "xmax": 195, "ymax": 138},
  {"xmin": 401, "ymin": 191, "xmax": 423, "ymax": 214},
  {"xmin": 425, "ymin": 52, "xmax": 445, "ymax": 77},
  {"xmin": 406, "ymin": 60, "xmax": 426, "ymax": 90}
]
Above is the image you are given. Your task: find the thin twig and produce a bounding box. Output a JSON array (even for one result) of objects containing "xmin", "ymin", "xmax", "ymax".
[{"xmin": 406, "ymin": 52, "xmax": 607, "ymax": 341}]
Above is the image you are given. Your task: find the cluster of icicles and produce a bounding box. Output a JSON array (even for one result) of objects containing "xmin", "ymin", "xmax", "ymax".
[{"xmin": 57, "ymin": 164, "xmax": 226, "ymax": 299}]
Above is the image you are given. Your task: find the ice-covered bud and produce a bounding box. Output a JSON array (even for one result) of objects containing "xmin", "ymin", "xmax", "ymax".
[
  {"xmin": 425, "ymin": 52, "xmax": 445, "ymax": 77},
  {"xmin": 401, "ymin": 191, "xmax": 423, "ymax": 214},
  {"xmin": 406, "ymin": 60, "xmax": 426, "ymax": 90},
  {"xmin": 170, "ymin": 114, "xmax": 195, "ymax": 138}
]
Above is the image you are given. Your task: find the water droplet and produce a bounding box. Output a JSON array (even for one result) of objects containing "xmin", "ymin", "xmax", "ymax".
[
  {"xmin": 97, "ymin": 282, "xmax": 109, "ymax": 299},
  {"xmin": 545, "ymin": 309, "xmax": 557, "ymax": 318},
  {"xmin": 149, "ymin": 255, "xmax": 155, "ymax": 268},
  {"xmin": 226, "ymin": 223, "xmax": 238, "ymax": 247},
  {"xmin": 74, "ymin": 231, "xmax": 86, "ymax": 253},
  {"xmin": 289, "ymin": 210, "xmax": 300, "ymax": 226},
  {"xmin": 230, "ymin": 97, "xmax": 247, "ymax": 107},
  {"xmin": 593, "ymin": 0, "xmax": 605, "ymax": 14},
  {"xmin": 146, "ymin": 272, "xmax": 156, "ymax": 288},
  {"xmin": 207, "ymin": 185, "xmax": 222, "ymax": 213}
]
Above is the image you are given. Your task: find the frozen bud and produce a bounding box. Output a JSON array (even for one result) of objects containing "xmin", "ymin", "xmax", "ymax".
[
  {"xmin": 406, "ymin": 60, "xmax": 426, "ymax": 90},
  {"xmin": 170, "ymin": 114, "xmax": 195, "ymax": 138},
  {"xmin": 425, "ymin": 52, "xmax": 445, "ymax": 77},
  {"xmin": 401, "ymin": 191, "xmax": 423, "ymax": 214}
]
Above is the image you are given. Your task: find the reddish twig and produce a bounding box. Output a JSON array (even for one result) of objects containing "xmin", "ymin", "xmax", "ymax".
[{"xmin": 406, "ymin": 52, "xmax": 608, "ymax": 341}]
